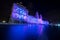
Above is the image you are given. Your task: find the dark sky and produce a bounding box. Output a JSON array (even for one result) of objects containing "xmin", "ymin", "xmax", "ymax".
[{"xmin": 0, "ymin": 0, "xmax": 60, "ymax": 23}]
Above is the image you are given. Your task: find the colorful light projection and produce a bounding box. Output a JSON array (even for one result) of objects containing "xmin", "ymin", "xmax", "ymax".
[
  {"xmin": 11, "ymin": 3, "xmax": 49, "ymax": 25},
  {"xmin": 10, "ymin": 3, "xmax": 49, "ymax": 35},
  {"xmin": 8, "ymin": 3, "xmax": 49, "ymax": 40},
  {"xmin": 11, "ymin": 3, "xmax": 28, "ymax": 21}
]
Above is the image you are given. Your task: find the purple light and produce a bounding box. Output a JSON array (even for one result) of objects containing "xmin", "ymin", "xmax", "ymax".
[
  {"xmin": 37, "ymin": 24, "xmax": 44, "ymax": 35},
  {"xmin": 40, "ymin": 14, "xmax": 42, "ymax": 19},
  {"xmin": 16, "ymin": 7, "xmax": 20, "ymax": 10},
  {"xmin": 24, "ymin": 16, "xmax": 27, "ymax": 19},
  {"xmin": 11, "ymin": 3, "xmax": 49, "ymax": 33},
  {"xmin": 35, "ymin": 11, "xmax": 39, "ymax": 18},
  {"xmin": 12, "ymin": 13, "xmax": 20, "ymax": 19},
  {"xmin": 10, "ymin": 3, "xmax": 49, "ymax": 40},
  {"xmin": 11, "ymin": 3, "xmax": 28, "ymax": 19},
  {"xmin": 11, "ymin": 3, "xmax": 48, "ymax": 24},
  {"xmin": 38, "ymin": 19, "xmax": 43, "ymax": 24}
]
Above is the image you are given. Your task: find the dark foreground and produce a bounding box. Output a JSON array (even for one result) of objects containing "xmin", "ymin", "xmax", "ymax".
[{"xmin": 0, "ymin": 24, "xmax": 58, "ymax": 40}]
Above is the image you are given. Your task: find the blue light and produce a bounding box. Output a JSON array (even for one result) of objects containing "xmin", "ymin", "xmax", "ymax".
[
  {"xmin": 7, "ymin": 24, "xmax": 48, "ymax": 40},
  {"xmin": 8, "ymin": 24, "xmax": 26, "ymax": 40},
  {"xmin": 9, "ymin": 3, "xmax": 49, "ymax": 40},
  {"xmin": 11, "ymin": 3, "xmax": 49, "ymax": 25},
  {"xmin": 20, "ymin": 10, "xmax": 23, "ymax": 14}
]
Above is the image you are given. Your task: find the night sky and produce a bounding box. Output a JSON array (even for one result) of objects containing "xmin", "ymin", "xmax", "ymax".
[{"xmin": 0, "ymin": 0, "xmax": 60, "ymax": 23}]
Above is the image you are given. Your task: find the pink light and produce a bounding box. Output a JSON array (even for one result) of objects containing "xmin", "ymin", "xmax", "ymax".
[
  {"xmin": 24, "ymin": 16, "xmax": 27, "ymax": 19},
  {"xmin": 39, "ymin": 25, "xmax": 43, "ymax": 35},
  {"xmin": 38, "ymin": 19, "xmax": 43, "ymax": 24},
  {"xmin": 38, "ymin": 25, "xmax": 44, "ymax": 35}
]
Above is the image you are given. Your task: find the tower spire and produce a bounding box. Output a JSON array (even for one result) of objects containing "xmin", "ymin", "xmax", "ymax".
[
  {"xmin": 40, "ymin": 14, "xmax": 42, "ymax": 20},
  {"xmin": 35, "ymin": 11, "xmax": 39, "ymax": 19}
]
